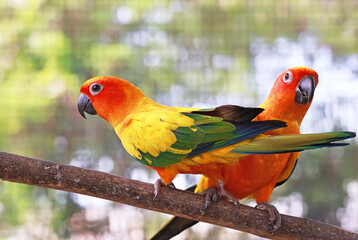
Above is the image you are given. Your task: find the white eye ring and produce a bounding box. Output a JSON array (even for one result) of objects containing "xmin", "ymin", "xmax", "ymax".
[
  {"xmin": 282, "ymin": 71, "xmax": 293, "ymax": 83},
  {"xmin": 89, "ymin": 83, "xmax": 103, "ymax": 96}
]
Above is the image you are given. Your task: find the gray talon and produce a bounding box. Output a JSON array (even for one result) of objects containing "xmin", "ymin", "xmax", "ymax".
[
  {"xmin": 255, "ymin": 201, "xmax": 281, "ymax": 232},
  {"xmin": 153, "ymin": 178, "xmax": 175, "ymax": 200},
  {"xmin": 199, "ymin": 179, "xmax": 240, "ymax": 212}
]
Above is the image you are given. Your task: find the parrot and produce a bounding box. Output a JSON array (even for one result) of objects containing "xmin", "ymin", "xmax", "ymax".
[
  {"xmin": 151, "ymin": 66, "xmax": 356, "ymax": 239},
  {"xmin": 77, "ymin": 72, "xmax": 355, "ymax": 229}
]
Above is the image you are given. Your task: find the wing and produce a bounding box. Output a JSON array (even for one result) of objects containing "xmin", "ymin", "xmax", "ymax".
[
  {"xmin": 275, "ymin": 154, "xmax": 298, "ymax": 187},
  {"xmin": 120, "ymin": 110, "xmax": 204, "ymax": 167},
  {"xmin": 120, "ymin": 105, "xmax": 288, "ymax": 167},
  {"xmin": 191, "ymin": 104, "xmax": 264, "ymax": 122},
  {"xmin": 186, "ymin": 105, "xmax": 287, "ymax": 157},
  {"xmin": 121, "ymin": 109, "xmax": 241, "ymax": 167}
]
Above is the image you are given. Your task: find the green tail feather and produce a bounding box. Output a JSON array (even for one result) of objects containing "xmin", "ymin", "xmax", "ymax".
[{"xmin": 231, "ymin": 131, "xmax": 356, "ymax": 154}]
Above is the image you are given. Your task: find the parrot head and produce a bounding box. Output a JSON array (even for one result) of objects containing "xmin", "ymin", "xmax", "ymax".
[
  {"xmin": 77, "ymin": 76, "xmax": 146, "ymax": 126},
  {"xmin": 260, "ymin": 66, "xmax": 319, "ymax": 123}
]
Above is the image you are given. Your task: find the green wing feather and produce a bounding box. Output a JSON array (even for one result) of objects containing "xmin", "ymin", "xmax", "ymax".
[
  {"xmin": 139, "ymin": 113, "xmax": 240, "ymax": 167},
  {"xmin": 121, "ymin": 110, "xmax": 239, "ymax": 167},
  {"xmin": 121, "ymin": 106, "xmax": 288, "ymax": 167},
  {"xmin": 231, "ymin": 131, "xmax": 356, "ymax": 154},
  {"xmin": 123, "ymin": 105, "xmax": 354, "ymax": 167}
]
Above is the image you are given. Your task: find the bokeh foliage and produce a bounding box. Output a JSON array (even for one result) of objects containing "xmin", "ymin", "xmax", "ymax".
[{"xmin": 0, "ymin": 0, "xmax": 357, "ymax": 239}]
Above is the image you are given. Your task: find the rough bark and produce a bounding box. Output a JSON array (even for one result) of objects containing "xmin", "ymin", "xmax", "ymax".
[{"xmin": 0, "ymin": 151, "xmax": 357, "ymax": 240}]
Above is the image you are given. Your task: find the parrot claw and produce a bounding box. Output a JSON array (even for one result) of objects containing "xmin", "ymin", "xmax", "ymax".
[
  {"xmin": 153, "ymin": 178, "xmax": 176, "ymax": 200},
  {"xmin": 255, "ymin": 201, "xmax": 281, "ymax": 232},
  {"xmin": 216, "ymin": 179, "xmax": 239, "ymax": 206},
  {"xmin": 199, "ymin": 179, "xmax": 240, "ymax": 212},
  {"xmin": 199, "ymin": 187, "xmax": 218, "ymax": 211}
]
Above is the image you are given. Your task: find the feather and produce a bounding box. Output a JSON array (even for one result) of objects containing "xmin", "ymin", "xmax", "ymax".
[
  {"xmin": 191, "ymin": 105, "xmax": 264, "ymax": 122},
  {"xmin": 188, "ymin": 120, "xmax": 287, "ymax": 157},
  {"xmin": 231, "ymin": 131, "xmax": 356, "ymax": 154}
]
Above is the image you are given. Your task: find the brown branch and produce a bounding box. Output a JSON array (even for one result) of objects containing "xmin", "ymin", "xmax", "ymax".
[{"xmin": 0, "ymin": 151, "xmax": 357, "ymax": 240}]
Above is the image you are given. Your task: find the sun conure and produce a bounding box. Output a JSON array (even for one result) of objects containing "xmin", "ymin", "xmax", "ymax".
[
  {"xmin": 77, "ymin": 72, "xmax": 355, "ymax": 223},
  {"xmin": 151, "ymin": 66, "xmax": 356, "ymax": 239}
]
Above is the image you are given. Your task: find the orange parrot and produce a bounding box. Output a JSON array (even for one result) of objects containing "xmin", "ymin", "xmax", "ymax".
[{"xmin": 151, "ymin": 66, "xmax": 356, "ymax": 239}]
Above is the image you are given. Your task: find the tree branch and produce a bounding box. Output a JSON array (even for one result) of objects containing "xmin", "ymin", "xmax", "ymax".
[{"xmin": 0, "ymin": 151, "xmax": 356, "ymax": 240}]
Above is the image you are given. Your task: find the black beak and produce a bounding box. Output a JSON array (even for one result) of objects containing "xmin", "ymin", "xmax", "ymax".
[
  {"xmin": 77, "ymin": 94, "xmax": 97, "ymax": 119},
  {"xmin": 295, "ymin": 76, "xmax": 315, "ymax": 104}
]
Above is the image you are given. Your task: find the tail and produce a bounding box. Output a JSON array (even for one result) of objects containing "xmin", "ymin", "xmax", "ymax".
[
  {"xmin": 150, "ymin": 185, "xmax": 198, "ymax": 240},
  {"xmin": 151, "ymin": 216, "xmax": 198, "ymax": 240},
  {"xmin": 232, "ymin": 131, "xmax": 356, "ymax": 154}
]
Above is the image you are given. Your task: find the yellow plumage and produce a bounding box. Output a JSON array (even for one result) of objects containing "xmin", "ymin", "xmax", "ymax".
[{"xmin": 119, "ymin": 110, "xmax": 195, "ymax": 161}]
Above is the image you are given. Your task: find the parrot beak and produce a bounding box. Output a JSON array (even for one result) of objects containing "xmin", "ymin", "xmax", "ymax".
[
  {"xmin": 77, "ymin": 94, "xmax": 97, "ymax": 119},
  {"xmin": 295, "ymin": 76, "xmax": 315, "ymax": 104}
]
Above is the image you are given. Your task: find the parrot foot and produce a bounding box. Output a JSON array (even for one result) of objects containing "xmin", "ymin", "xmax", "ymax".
[
  {"xmin": 199, "ymin": 187, "xmax": 218, "ymax": 210},
  {"xmin": 153, "ymin": 178, "xmax": 176, "ymax": 200},
  {"xmin": 255, "ymin": 201, "xmax": 281, "ymax": 232},
  {"xmin": 199, "ymin": 179, "xmax": 239, "ymax": 211}
]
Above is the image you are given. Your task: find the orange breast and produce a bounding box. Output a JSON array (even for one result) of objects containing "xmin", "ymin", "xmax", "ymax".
[{"xmin": 221, "ymin": 153, "xmax": 291, "ymax": 202}]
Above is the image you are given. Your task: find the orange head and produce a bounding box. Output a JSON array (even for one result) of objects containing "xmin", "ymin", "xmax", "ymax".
[
  {"xmin": 77, "ymin": 76, "xmax": 148, "ymax": 126},
  {"xmin": 259, "ymin": 66, "xmax": 319, "ymax": 125}
]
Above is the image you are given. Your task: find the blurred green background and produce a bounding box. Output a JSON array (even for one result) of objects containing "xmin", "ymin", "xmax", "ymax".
[{"xmin": 0, "ymin": 0, "xmax": 357, "ymax": 239}]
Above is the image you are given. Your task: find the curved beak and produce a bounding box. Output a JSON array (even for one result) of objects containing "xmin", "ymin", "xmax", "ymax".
[
  {"xmin": 295, "ymin": 76, "xmax": 315, "ymax": 104},
  {"xmin": 77, "ymin": 94, "xmax": 97, "ymax": 119}
]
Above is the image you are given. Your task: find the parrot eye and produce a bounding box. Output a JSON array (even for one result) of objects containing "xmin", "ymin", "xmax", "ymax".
[
  {"xmin": 282, "ymin": 71, "xmax": 293, "ymax": 83},
  {"xmin": 89, "ymin": 83, "xmax": 103, "ymax": 96}
]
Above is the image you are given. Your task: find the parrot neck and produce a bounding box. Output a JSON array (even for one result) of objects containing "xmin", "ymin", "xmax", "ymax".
[
  {"xmin": 258, "ymin": 98, "xmax": 311, "ymax": 132},
  {"xmin": 106, "ymin": 92, "xmax": 163, "ymax": 131}
]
